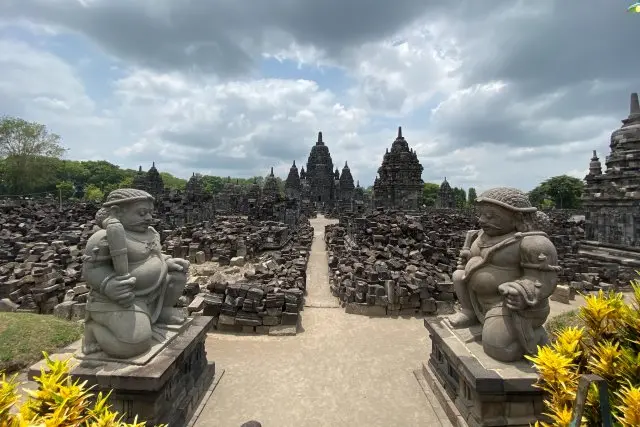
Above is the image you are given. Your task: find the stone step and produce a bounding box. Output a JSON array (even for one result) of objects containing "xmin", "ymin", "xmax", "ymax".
[{"xmin": 578, "ymin": 243, "xmax": 640, "ymax": 267}]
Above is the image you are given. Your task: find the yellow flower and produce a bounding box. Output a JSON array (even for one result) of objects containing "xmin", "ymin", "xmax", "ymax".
[
  {"xmin": 552, "ymin": 326, "xmax": 584, "ymax": 359},
  {"xmin": 587, "ymin": 341, "xmax": 623, "ymax": 381},
  {"xmin": 615, "ymin": 382, "xmax": 640, "ymax": 426},
  {"xmin": 544, "ymin": 404, "xmax": 574, "ymax": 427}
]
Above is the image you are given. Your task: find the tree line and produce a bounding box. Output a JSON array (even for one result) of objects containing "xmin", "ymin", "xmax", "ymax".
[
  {"xmin": 422, "ymin": 173, "xmax": 585, "ymax": 210},
  {"xmin": 1, "ymin": 115, "xmax": 586, "ymax": 208},
  {"xmin": 0, "ymin": 116, "xmax": 284, "ymax": 202}
]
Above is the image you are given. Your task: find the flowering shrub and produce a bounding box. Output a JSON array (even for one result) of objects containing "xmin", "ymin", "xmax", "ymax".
[
  {"xmin": 0, "ymin": 353, "xmax": 162, "ymax": 427},
  {"xmin": 528, "ymin": 278, "xmax": 640, "ymax": 426}
]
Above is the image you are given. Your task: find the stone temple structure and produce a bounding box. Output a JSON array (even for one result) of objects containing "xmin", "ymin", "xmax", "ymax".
[
  {"xmin": 298, "ymin": 131, "xmax": 361, "ymax": 213},
  {"xmin": 435, "ymin": 177, "xmax": 456, "ymax": 208},
  {"xmin": 337, "ymin": 162, "xmax": 355, "ymax": 212},
  {"xmin": 302, "ymin": 132, "xmax": 336, "ymax": 207},
  {"xmin": 132, "ymin": 162, "xmax": 165, "ymax": 199},
  {"xmin": 373, "ymin": 127, "xmax": 424, "ymax": 210},
  {"xmin": 580, "ymin": 92, "xmax": 640, "ymax": 277},
  {"xmin": 284, "ymin": 161, "xmax": 302, "ymax": 200}
]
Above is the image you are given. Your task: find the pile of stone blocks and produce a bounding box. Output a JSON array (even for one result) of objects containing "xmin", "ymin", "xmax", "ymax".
[
  {"xmin": 325, "ymin": 210, "xmax": 477, "ymax": 316},
  {"xmin": 0, "ymin": 202, "xmax": 98, "ymax": 313},
  {"xmin": 161, "ymin": 216, "xmax": 313, "ymax": 264}
]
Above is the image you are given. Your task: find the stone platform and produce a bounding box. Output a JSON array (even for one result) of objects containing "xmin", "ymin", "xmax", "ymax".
[
  {"xmin": 29, "ymin": 316, "xmax": 216, "ymax": 426},
  {"xmin": 419, "ymin": 317, "xmax": 545, "ymax": 427}
]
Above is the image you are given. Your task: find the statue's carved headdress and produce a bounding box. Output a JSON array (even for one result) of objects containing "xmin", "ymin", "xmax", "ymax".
[
  {"xmin": 95, "ymin": 188, "xmax": 155, "ymax": 228},
  {"xmin": 476, "ymin": 187, "xmax": 540, "ymax": 232},
  {"xmin": 103, "ymin": 188, "xmax": 154, "ymax": 207},
  {"xmin": 476, "ymin": 187, "xmax": 536, "ymax": 213}
]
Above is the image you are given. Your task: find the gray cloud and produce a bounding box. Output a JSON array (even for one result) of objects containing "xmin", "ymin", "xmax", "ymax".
[
  {"xmin": 3, "ymin": 0, "xmax": 444, "ymax": 76},
  {"xmin": 1, "ymin": 0, "xmax": 637, "ymax": 193}
]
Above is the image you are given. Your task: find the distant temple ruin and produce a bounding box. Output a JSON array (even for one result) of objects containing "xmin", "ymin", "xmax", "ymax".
[
  {"xmin": 373, "ymin": 127, "xmax": 424, "ymax": 211},
  {"xmin": 435, "ymin": 178, "xmax": 456, "ymax": 209},
  {"xmin": 298, "ymin": 131, "xmax": 362, "ymax": 213}
]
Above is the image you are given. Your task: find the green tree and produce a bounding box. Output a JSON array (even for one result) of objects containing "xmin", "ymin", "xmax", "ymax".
[
  {"xmin": 468, "ymin": 187, "xmax": 477, "ymax": 205},
  {"xmin": 529, "ymin": 175, "xmax": 584, "ymax": 209},
  {"xmin": 422, "ymin": 182, "xmax": 439, "ymax": 206},
  {"xmin": 160, "ymin": 172, "xmax": 187, "ymax": 190},
  {"xmin": 84, "ymin": 184, "xmax": 104, "ymax": 202},
  {"xmin": 80, "ymin": 161, "xmax": 129, "ymax": 191},
  {"xmin": 201, "ymin": 176, "xmax": 226, "ymax": 194},
  {"xmin": 0, "ymin": 116, "xmax": 66, "ymax": 194},
  {"xmin": 55, "ymin": 181, "xmax": 75, "ymax": 200},
  {"xmin": 452, "ymin": 187, "xmax": 467, "ymax": 208}
]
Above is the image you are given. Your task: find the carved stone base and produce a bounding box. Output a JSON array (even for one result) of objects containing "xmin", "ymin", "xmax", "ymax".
[
  {"xmin": 29, "ymin": 316, "xmax": 215, "ymax": 426},
  {"xmin": 422, "ymin": 317, "xmax": 546, "ymax": 427}
]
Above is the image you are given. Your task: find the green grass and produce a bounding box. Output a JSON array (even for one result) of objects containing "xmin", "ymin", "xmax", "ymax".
[
  {"xmin": 545, "ymin": 309, "xmax": 583, "ymax": 340},
  {"xmin": 0, "ymin": 312, "xmax": 83, "ymax": 373}
]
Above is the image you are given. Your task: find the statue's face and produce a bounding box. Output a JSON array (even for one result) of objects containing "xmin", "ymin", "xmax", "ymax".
[
  {"xmin": 116, "ymin": 200, "xmax": 154, "ymax": 232},
  {"xmin": 477, "ymin": 203, "xmax": 516, "ymax": 237}
]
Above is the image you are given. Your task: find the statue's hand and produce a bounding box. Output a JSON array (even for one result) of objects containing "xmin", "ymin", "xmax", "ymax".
[
  {"xmin": 456, "ymin": 249, "xmax": 471, "ymax": 269},
  {"xmin": 498, "ymin": 282, "xmax": 527, "ymax": 311},
  {"xmin": 104, "ymin": 275, "xmax": 137, "ymax": 307},
  {"xmin": 167, "ymin": 258, "xmax": 190, "ymax": 273}
]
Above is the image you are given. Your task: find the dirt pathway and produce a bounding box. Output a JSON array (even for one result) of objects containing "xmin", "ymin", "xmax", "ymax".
[
  {"xmin": 304, "ymin": 215, "xmax": 340, "ymax": 308},
  {"xmin": 194, "ymin": 215, "xmax": 450, "ymax": 427}
]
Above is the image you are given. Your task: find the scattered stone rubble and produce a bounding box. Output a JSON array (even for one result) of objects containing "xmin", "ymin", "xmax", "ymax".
[
  {"xmin": 325, "ymin": 210, "xmax": 477, "ymax": 316},
  {"xmin": 1, "ymin": 197, "xmax": 633, "ymax": 319},
  {"xmin": 0, "ymin": 202, "xmax": 98, "ymax": 314},
  {"xmin": 0, "ymin": 202, "xmax": 314, "ymax": 331},
  {"xmin": 179, "ymin": 221, "xmax": 314, "ymax": 335}
]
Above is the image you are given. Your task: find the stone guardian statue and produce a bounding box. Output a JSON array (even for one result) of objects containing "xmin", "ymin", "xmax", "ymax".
[
  {"xmin": 448, "ymin": 187, "xmax": 561, "ymax": 362},
  {"xmin": 81, "ymin": 188, "xmax": 189, "ymax": 359}
]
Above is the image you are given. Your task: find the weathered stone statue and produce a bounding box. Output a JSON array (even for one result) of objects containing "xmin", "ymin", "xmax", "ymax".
[
  {"xmin": 81, "ymin": 188, "xmax": 189, "ymax": 359},
  {"xmin": 448, "ymin": 187, "xmax": 561, "ymax": 363}
]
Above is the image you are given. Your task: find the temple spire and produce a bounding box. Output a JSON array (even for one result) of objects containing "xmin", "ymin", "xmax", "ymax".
[
  {"xmin": 344, "ymin": 161, "xmax": 348, "ymax": 168},
  {"xmin": 293, "ymin": 160, "xmax": 296, "ymax": 167},
  {"xmin": 397, "ymin": 126, "xmax": 402, "ymax": 138},
  {"xmin": 631, "ymin": 93, "xmax": 640, "ymax": 116},
  {"xmin": 270, "ymin": 167, "xmax": 274, "ymax": 176},
  {"xmin": 317, "ymin": 131, "xmax": 323, "ymax": 145}
]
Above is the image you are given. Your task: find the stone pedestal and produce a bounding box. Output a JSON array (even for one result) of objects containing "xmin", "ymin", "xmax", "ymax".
[
  {"xmin": 29, "ymin": 316, "xmax": 215, "ymax": 426},
  {"xmin": 421, "ymin": 317, "xmax": 545, "ymax": 427}
]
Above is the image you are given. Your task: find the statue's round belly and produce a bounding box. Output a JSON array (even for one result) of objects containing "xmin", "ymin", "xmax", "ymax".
[
  {"xmin": 129, "ymin": 256, "xmax": 164, "ymax": 292},
  {"xmin": 468, "ymin": 265, "xmax": 522, "ymax": 296}
]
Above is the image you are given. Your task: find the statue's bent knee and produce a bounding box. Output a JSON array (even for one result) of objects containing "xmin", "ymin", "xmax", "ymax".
[{"xmin": 92, "ymin": 310, "xmax": 152, "ymax": 345}]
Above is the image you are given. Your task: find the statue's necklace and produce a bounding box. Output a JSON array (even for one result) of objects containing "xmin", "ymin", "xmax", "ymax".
[{"xmin": 126, "ymin": 231, "xmax": 158, "ymax": 252}]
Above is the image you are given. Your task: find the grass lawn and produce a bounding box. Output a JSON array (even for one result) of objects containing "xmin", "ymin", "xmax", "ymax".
[
  {"xmin": 545, "ymin": 309, "xmax": 583, "ymax": 340},
  {"xmin": 0, "ymin": 312, "xmax": 83, "ymax": 373}
]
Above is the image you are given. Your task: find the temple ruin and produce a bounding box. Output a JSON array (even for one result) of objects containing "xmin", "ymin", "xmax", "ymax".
[
  {"xmin": 298, "ymin": 131, "xmax": 362, "ymax": 214},
  {"xmin": 373, "ymin": 127, "xmax": 424, "ymax": 211},
  {"xmin": 435, "ymin": 177, "xmax": 456, "ymax": 208},
  {"xmin": 580, "ymin": 92, "xmax": 640, "ymax": 279}
]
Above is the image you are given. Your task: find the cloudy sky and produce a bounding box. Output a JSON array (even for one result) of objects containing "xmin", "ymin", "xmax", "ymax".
[{"xmin": 1, "ymin": 0, "xmax": 638, "ymax": 193}]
